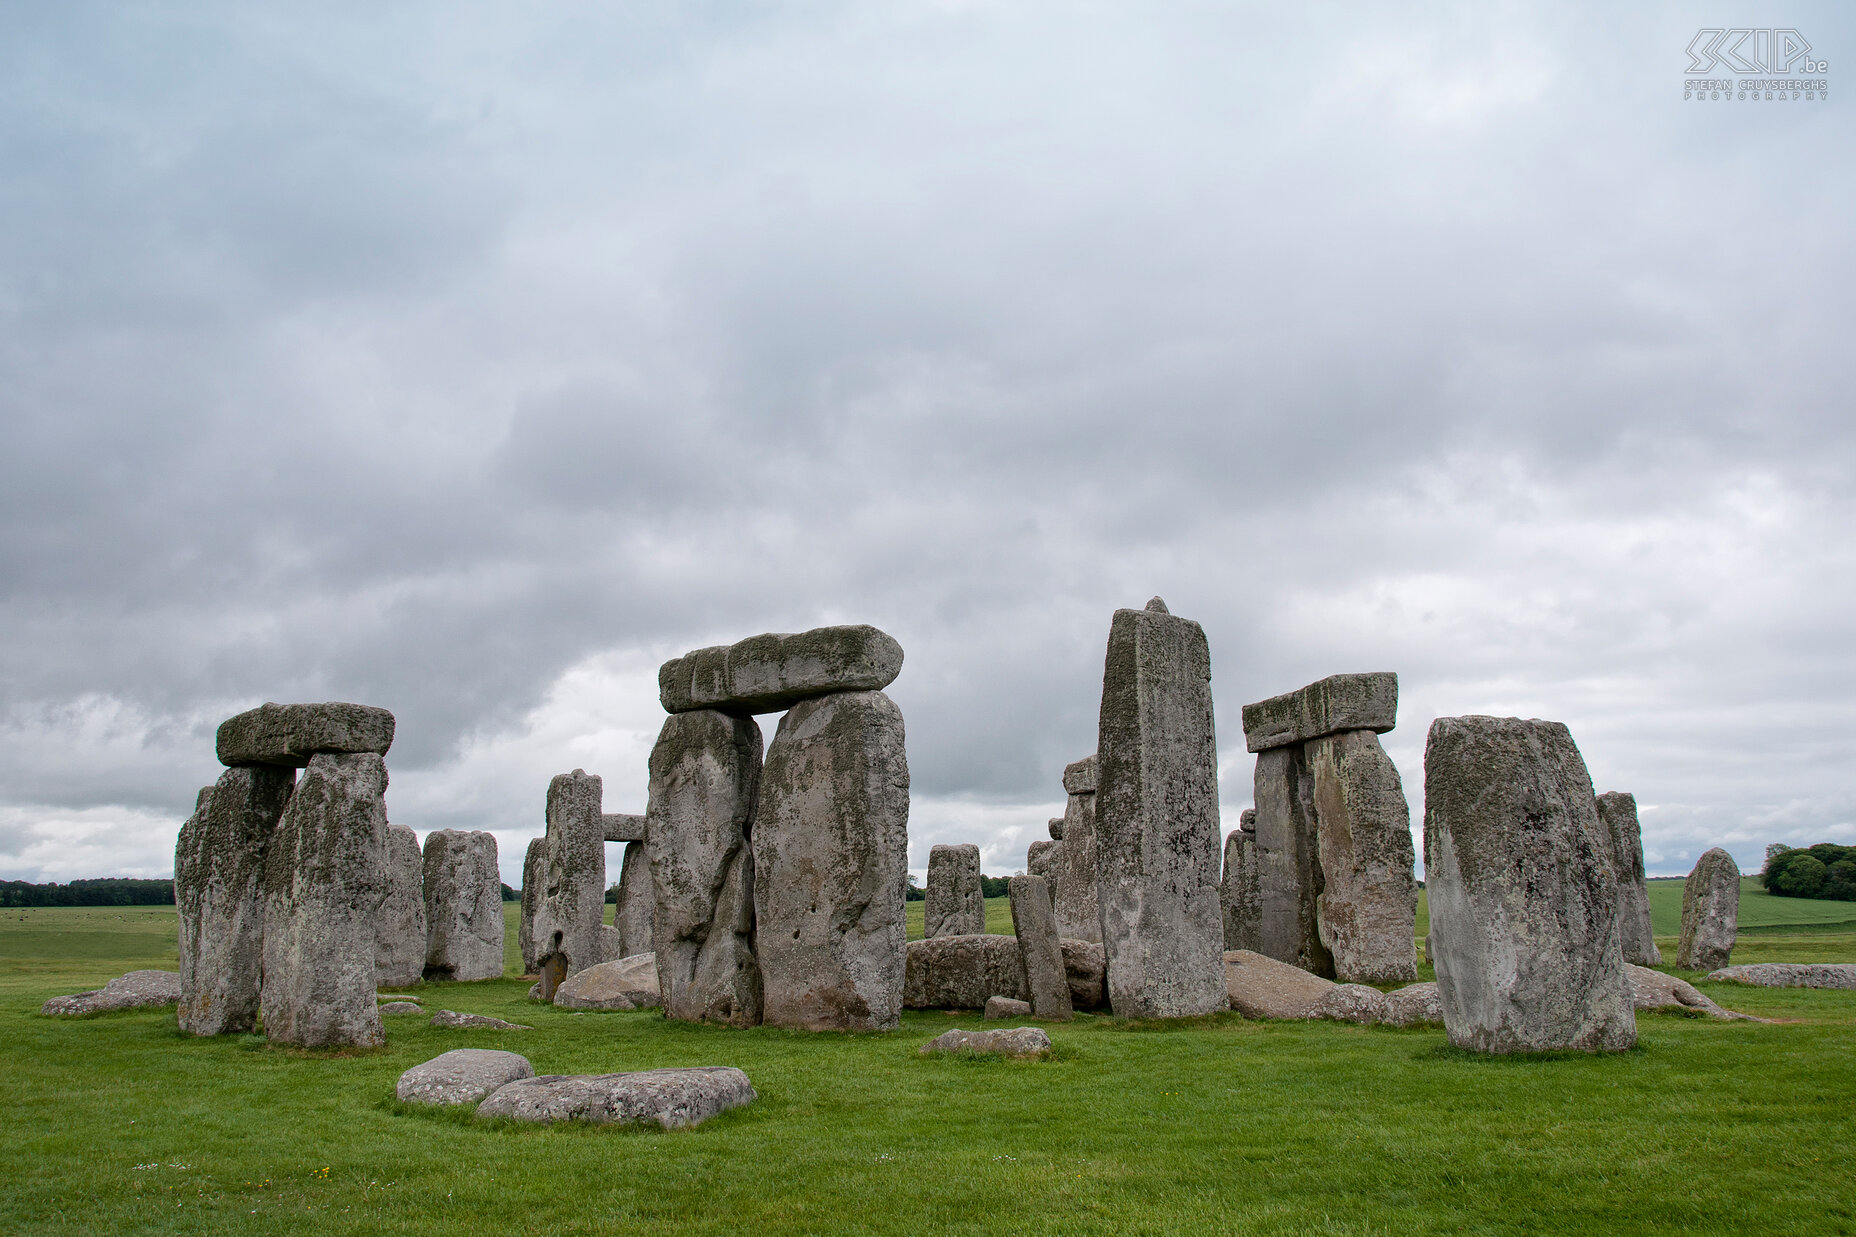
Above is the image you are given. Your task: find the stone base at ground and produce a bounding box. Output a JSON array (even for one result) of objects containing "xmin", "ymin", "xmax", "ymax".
[
  {"xmin": 1706, "ymin": 963, "xmax": 1856, "ymax": 990},
  {"xmin": 431, "ymin": 1010, "xmax": 532, "ymax": 1030},
  {"xmin": 553, "ymin": 954, "xmax": 663, "ymax": 1010},
  {"xmin": 41, "ymin": 970, "xmax": 181, "ymax": 1017},
  {"xmin": 476, "ymin": 1067, "xmax": 756, "ymax": 1129},
  {"xmin": 919, "ymin": 1027, "xmax": 1052, "ymax": 1057},
  {"xmin": 397, "ymin": 1049, "xmax": 535, "ymax": 1105}
]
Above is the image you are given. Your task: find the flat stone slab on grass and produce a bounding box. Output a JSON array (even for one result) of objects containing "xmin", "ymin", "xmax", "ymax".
[
  {"xmin": 919, "ymin": 1027, "xmax": 1052, "ymax": 1058},
  {"xmin": 658, "ymin": 625, "xmax": 904, "ymax": 715},
  {"xmin": 431, "ymin": 1010, "xmax": 533, "ymax": 1030},
  {"xmin": 1380, "ymin": 982, "xmax": 1443, "ymax": 1027},
  {"xmin": 397, "ymin": 1049, "xmax": 535, "ymax": 1106},
  {"xmin": 984, "ymin": 996, "xmax": 1031, "ymax": 1020},
  {"xmin": 476, "ymin": 1067, "xmax": 756, "ymax": 1130},
  {"xmin": 1705, "ymin": 963, "xmax": 1856, "ymax": 990},
  {"xmin": 554, "ymin": 954, "xmax": 663, "ymax": 1010},
  {"xmin": 1625, "ymin": 965, "xmax": 1758, "ymax": 1020},
  {"xmin": 1223, "ymin": 950, "xmax": 1338, "ymax": 1019},
  {"xmin": 41, "ymin": 970, "xmax": 182, "ymax": 1016},
  {"xmin": 217, "ymin": 701, "xmax": 396, "ymax": 767}
]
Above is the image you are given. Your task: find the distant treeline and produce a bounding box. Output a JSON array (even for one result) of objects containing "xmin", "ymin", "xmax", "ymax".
[
  {"xmin": 1763, "ymin": 844, "xmax": 1856, "ymax": 901},
  {"xmin": 903, "ymin": 874, "xmax": 1018, "ymax": 902},
  {"xmin": 1, "ymin": 878, "xmax": 175, "ymax": 907}
]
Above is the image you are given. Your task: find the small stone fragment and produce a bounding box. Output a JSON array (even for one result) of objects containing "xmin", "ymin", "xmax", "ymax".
[
  {"xmin": 216, "ymin": 701, "xmax": 395, "ymax": 767},
  {"xmin": 476, "ymin": 1067, "xmax": 756, "ymax": 1129},
  {"xmin": 397, "ymin": 1048, "xmax": 535, "ymax": 1106},
  {"xmin": 1676, "ymin": 847, "xmax": 1740, "ymax": 971},
  {"xmin": 1240, "ymin": 673, "xmax": 1398, "ymax": 753},
  {"xmin": 1008, "ymin": 875, "xmax": 1073, "ymax": 1020},
  {"xmin": 925, "ymin": 844, "xmax": 985, "ymax": 939},
  {"xmin": 659, "ymin": 625, "xmax": 904, "ymax": 715},
  {"xmin": 554, "ymin": 953, "xmax": 662, "ymax": 1010},
  {"xmin": 422, "ymin": 829, "xmax": 505, "ymax": 982},
  {"xmin": 1315, "ymin": 983, "xmax": 1390, "ymax": 1025},
  {"xmin": 1596, "ymin": 792, "xmax": 1661, "ymax": 966},
  {"xmin": 920, "ymin": 1026, "xmax": 1051, "ymax": 1057},
  {"xmin": 984, "ymin": 995, "xmax": 1032, "ymax": 1020},
  {"xmin": 1707, "ymin": 963, "xmax": 1856, "ymax": 989},
  {"xmin": 431, "ymin": 1010, "xmax": 533, "ymax": 1030}
]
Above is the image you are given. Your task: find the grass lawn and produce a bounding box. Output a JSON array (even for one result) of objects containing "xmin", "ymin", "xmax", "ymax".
[{"xmin": 3, "ymin": 900, "xmax": 1852, "ymax": 1236}]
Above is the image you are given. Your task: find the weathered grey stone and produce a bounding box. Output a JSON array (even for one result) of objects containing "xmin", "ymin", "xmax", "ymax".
[
  {"xmin": 375, "ymin": 824, "xmax": 427, "ymax": 988},
  {"xmin": 1008, "ymin": 875, "xmax": 1073, "ymax": 1020},
  {"xmin": 379, "ymin": 1000, "xmax": 424, "ymax": 1015},
  {"xmin": 1423, "ymin": 716, "xmax": 1635, "ymax": 1053},
  {"xmin": 615, "ymin": 842, "xmax": 655, "ymax": 961},
  {"xmin": 1222, "ymin": 949, "xmax": 1339, "ymax": 1019},
  {"xmin": 1380, "ymin": 981, "xmax": 1443, "ymax": 1027},
  {"xmin": 754, "ymin": 690, "xmax": 909, "ymax": 1031},
  {"xmin": 903, "ymin": 934, "xmax": 1106, "ymax": 1011},
  {"xmin": 1596, "ymin": 792, "xmax": 1661, "ymax": 966},
  {"xmin": 530, "ymin": 769, "xmax": 610, "ymax": 1000},
  {"xmin": 216, "ymin": 701, "xmax": 395, "ymax": 767},
  {"xmin": 659, "ymin": 625, "xmax": 904, "ymax": 716},
  {"xmin": 646, "ymin": 710, "xmax": 763, "ymax": 1027},
  {"xmin": 1220, "ymin": 824, "xmax": 1260, "ymax": 953},
  {"xmin": 1625, "ymin": 964, "xmax": 1756, "ymax": 1020},
  {"xmin": 260, "ymin": 752, "xmax": 390, "ymax": 1049},
  {"xmin": 1306, "ymin": 730, "xmax": 1417, "ymax": 983},
  {"xmin": 983, "ymin": 995, "xmax": 1032, "ymax": 1020},
  {"xmin": 420, "ymin": 829, "xmax": 503, "ymax": 982},
  {"xmin": 1316, "ymin": 983, "xmax": 1390, "ymax": 1025},
  {"xmin": 1676, "ymin": 847, "xmax": 1740, "ymax": 971},
  {"xmin": 1707, "ymin": 963, "xmax": 1856, "ymax": 989},
  {"xmin": 554, "ymin": 953, "xmax": 662, "ymax": 1010},
  {"xmin": 1062, "ymin": 754, "xmax": 1098, "ymax": 795},
  {"xmin": 176, "ymin": 767, "xmax": 294, "ymax": 1035},
  {"xmin": 602, "ymin": 813, "xmax": 645, "ymax": 843},
  {"xmin": 42, "ymin": 970, "xmax": 182, "ymax": 1016},
  {"xmin": 1051, "ymin": 757, "xmax": 1101, "ymax": 943},
  {"xmin": 476, "ymin": 1067, "xmax": 756, "ymax": 1129},
  {"xmin": 1059, "ymin": 939, "xmax": 1107, "ymax": 1011},
  {"xmin": 1094, "ymin": 601, "xmax": 1225, "ymax": 1019},
  {"xmin": 1047, "ymin": 818, "xmax": 1063, "ymax": 840},
  {"xmin": 925, "ymin": 844, "xmax": 984, "ymax": 938},
  {"xmin": 431, "ymin": 1010, "xmax": 532, "ymax": 1030},
  {"xmin": 397, "ymin": 1049, "xmax": 535, "ymax": 1106},
  {"xmin": 1253, "ymin": 746, "xmax": 1331, "ymax": 977},
  {"xmin": 920, "ymin": 1026, "xmax": 1051, "ymax": 1057},
  {"xmin": 518, "ymin": 837, "xmax": 547, "ymax": 974},
  {"xmin": 1026, "ymin": 839, "xmax": 1058, "ymax": 885},
  {"xmin": 1240, "ymin": 673, "xmax": 1397, "ymax": 754}
]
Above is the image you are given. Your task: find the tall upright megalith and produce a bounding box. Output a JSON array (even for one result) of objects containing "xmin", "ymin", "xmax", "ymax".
[
  {"xmin": 615, "ymin": 842, "xmax": 655, "ymax": 958},
  {"xmin": 1094, "ymin": 597, "xmax": 1225, "ymax": 1019},
  {"xmin": 1423, "ymin": 715, "xmax": 1634, "ymax": 1054},
  {"xmin": 1051, "ymin": 756, "xmax": 1102, "ymax": 943},
  {"xmin": 530, "ymin": 769, "xmax": 609, "ymax": 999},
  {"xmin": 647, "ymin": 709, "xmax": 764, "ymax": 1027},
  {"xmin": 422, "ymin": 829, "xmax": 505, "ymax": 982},
  {"xmin": 925, "ymin": 844, "xmax": 985, "ymax": 939},
  {"xmin": 1221, "ymin": 808, "xmax": 1261, "ymax": 953},
  {"xmin": 518, "ymin": 836, "xmax": 547, "ymax": 973},
  {"xmin": 1596, "ymin": 791, "xmax": 1661, "ymax": 966},
  {"xmin": 1008, "ymin": 875, "xmax": 1073, "ymax": 1021},
  {"xmin": 176, "ymin": 767, "xmax": 295, "ymax": 1035},
  {"xmin": 375, "ymin": 824, "xmax": 427, "ymax": 988},
  {"xmin": 1676, "ymin": 847, "xmax": 1739, "ymax": 971}
]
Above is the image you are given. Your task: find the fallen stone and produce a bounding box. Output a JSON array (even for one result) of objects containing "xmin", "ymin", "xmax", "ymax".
[
  {"xmin": 1707, "ymin": 962, "xmax": 1856, "ymax": 990},
  {"xmin": 1306, "ymin": 729, "xmax": 1417, "ymax": 983},
  {"xmin": 216, "ymin": 701, "xmax": 395, "ymax": 767},
  {"xmin": 614, "ymin": 841, "xmax": 655, "ymax": 961},
  {"xmin": 1095, "ymin": 599, "xmax": 1226, "ymax": 1019},
  {"xmin": 920, "ymin": 1027, "xmax": 1051, "ymax": 1057},
  {"xmin": 1380, "ymin": 981, "xmax": 1443, "ymax": 1027},
  {"xmin": 379, "ymin": 1001, "xmax": 424, "ymax": 1015},
  {"xmin": 518, "ymin": 836, "xmax": 547, "ymax": 974},
  {"xmin": 476, "ymin": 1067, "xmax": 756, "ymax": 1129},
  {"xmin": 659, "ymin": 625, "xmax": 904, "ymax": 715},
  {"xmin": 925, "ymin": 844, "xmax": 985, "ymax": 939},
  {"xmin": 530, "ymin": 769, "xmax": 610, "ymax": 999},
  {"xmin": 1051, "ymin": 755, "xmax": 1101, "ymax": 943},
  {"xmin": 984, "ymin": 995, "xmax": 1032, "ymax": 1020},
  {"xmin": 1222, "ymin": 949, "xmax": 1341, "ymax": 1019},
  {"xmin": 1423, "ymin": 716, "xmax": 1635, "ymax": 1053},
  {"xmin": 1240, "ymin": 672, "xmax": 1398, "ymax": 753},
  {"xmin": 754, "ymin": 690, "xmax": 909, "ymax": 1031},
  {"xmin": 1008, "ymin": 875, "xmax": 1073, "ymax": 1021},
  {"xmin": 554, "ymin": 953, "xmax": 662, "ymax": 1010},
  {"xmin": 1315, "ymin": 983, "xmax": 1390, "ymax": 1025},
  {"xmin": 1676, "ymin": 847, "xmax": 1740, "ymax": 972},
  {"xmin": 41, "ymin": 970, "xmax": 183, "ymax": 1017},
  {"xmin": 397, "ymin": 1049, "xmax": 535, "ymax": 1106},
  {"xmin": 422, "ymin": 829, "xmax": 505, "ymax": 983},
  {"xmin": 1220, "ymin": 823, "xmax": 1261, "ymax": 953},
  {"xmin": 1625, "ymin": 964, "xmax": 1757, "ymax": 1020},
  {"xmin": 1596, "ymin": 792, "xmax": 1661, "ymax": 966},
  {"xmin": 375, "ymin": 824, "xmax": 428, "ymax": 988},
  {"xmin": 378, "ymin": 991, "xmax": 422, "ymax": 1002},
  {"xmin": 1253, "ymin": 745, "xmax": 1331, "ymax": 977},
  {"xmin": 602, "ymin": 813, "xmax": 646, "ymax": 843},
  {"xmin": 431, "ymin": 1010, "xmax": 533, "ymax": 1030}
]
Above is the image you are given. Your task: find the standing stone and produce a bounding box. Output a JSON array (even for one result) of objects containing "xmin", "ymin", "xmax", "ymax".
[
  {"xmin": 1306, "ymin": 730, "xmax": 1417, "ymax": 983},
  {"xmin": 1596, "ymin": 792, "xmax": 1661, "ymax": 966},
  {"xmin": 1008, "ymin": 876, "xmax": 1073, "ymax": 1020},
  {"xmin": 646, "ymin": 709, "xmax": 763, "ymax": 1028},
  {"xmin": 1423, "ymin": 716, "xmax": 1634, "ymax": 1054},
  {"xmin": 1253, "ymin": 746, "xmax": 1331, "ymax": 976},
  {"xmin": 925, "ymin": 844, "xmax": 985, "ymax": 938},
  {"xmin": 1220, "ymin": 809, "xmax": 1261, "ymax": 953},
  {"xmin": 260, "ymin": 752, "xmax": 390, "ymax": 1049},
  {"xmin": 176, "ymin": 768, "xmax": 295, "ymax": 1035},
  {"xmin": 422, "ymin": 829, "xmax": 505, "ymax": 982},
  {"xmin": 1051, "ymin": 756, "xmax": 1102, "ymax": 943},
  {"xmin": 1094, "ymin": 598, "xmax": 1226, "ymax": 1019},
  {"xmin": 1676, "ymin": 847, "xmax": 1740, "ymax": 971},
  {"xmin": 530, "ymin": 769, "xmax": 609, "ymax": 999},
  {"xmin": 1026, "ymin": 839, "xmax": 1059, "ymax": 885},
  {"xmin": 518, "ymin": 837, "xmax": 547, "ymax": 973},
  {"xmin": 375, "ymin": 824, "xmax": 427, "ymax": 988},
  {"xmin": 615, "ymin": 842, "xmax": 655, "ymax": 959},
  {"xmin": 754, "ymin": 690, "xmax": 909, "ymax": 1031}
]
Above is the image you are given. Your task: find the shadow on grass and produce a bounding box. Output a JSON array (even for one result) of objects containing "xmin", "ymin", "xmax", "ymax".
[{"xmin": 1419, "ymin": 1041, "xmax": 1649, "ymax": 1065}]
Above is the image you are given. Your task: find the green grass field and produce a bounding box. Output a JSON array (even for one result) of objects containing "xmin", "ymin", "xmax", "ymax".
[{"xmin": 3, "ymin": 894, "xmax": 1852, "ymax": 1236}]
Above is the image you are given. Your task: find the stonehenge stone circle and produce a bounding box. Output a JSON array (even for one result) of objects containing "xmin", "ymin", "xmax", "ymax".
[
  {"xmin": 216, "ymin": 701, "xmax": 395, "ymax": 768},
  {"xmin": 646, "ymin": 709, "xmax": 764, "ymax": 1027},
  {"xmin": 925, "ymin": 843, "xmax": 985, "ymax": 938},
  {"xmin": 1596, "ymin": 791, "xmax": 1661, "ymax": 966},
  {"xmin": 43, "ymin": 969, "xmax": 183, "ymax": 1016},
  {"xmin": 1305, "ymin": 730, "xmax": 1417, "ymax": 982},
  {"xmin": 1220, "ymin": 814, "xmax": 1261, "ymax": 953},
  {"xmin": 659, "ymin": 625, "xmax": 904, "ymax": 716},
  {"xmin": 1095, "ymin": 598, "xmax": 1226, "ymax": 1019},
  {"xmin": 176, "ymin": 767, "xmax": 294, "ymax": 1036},
  {"xmin": 518, "ymin": 837, "xmax": 547, "ymax": 973},
  {"xmin": 1240, "ymin": 672, "xmax": 1397, "ymax": 753},
  {"xmin": 260, "ymin": 752, "xmax": 391, "ymax": 1049},
  {"xmin": 554, "ymin": 953, "xmax": 662, "ymax": 1010},
  {"xmin": 430, "ymin": 1010, "xmax": 531, "ymax": 1030},
  {"xmin": 529, "ymin": 769, "xmax": 610, "ymax": 999},
  {"xmin": 1008, "ymin": 875, "xmax": 1074, "ymax": 1020},
  {"xmin": 754, "ymin": 690, "xmax": 909, "ymax": 1031},
  {"xmin": 615, "ymin": 841, "xmax": 655, "ymax": 959},
  {"xmin": 1423, "ymin": 715, "xmax": 1635, "ymax": 1054},
  {"xmin": 1051, "ymin": 755, "xmax": 1102, "ymax": 943},
  {"xmin": 475, "ymin": 1066, "xmax": 757, "ymax": 1129},
  {"xmin": 397, "ymin": 1049, "xmax": 535, "ymax": 1106},
  {"xmin": 422, "ymin": 829, "xmax": 506, "ymax": 982},
  {"xmin": 375, "ymin": 824, "xmax": 427, "ymax": 988},
  {"xmin": 902, "ymin": 933, "xmax": 1107, "ymax": 1011},
  {"xmin": 1676, "ymin": 847, "xmax": 1740, "ymax": 971}
]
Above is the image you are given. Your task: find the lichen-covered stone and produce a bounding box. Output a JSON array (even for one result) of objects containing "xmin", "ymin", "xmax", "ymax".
[
  {"xmin": 1094, "ymin": 601, "xmax": 1225, "ymax": 1018},
  {"xmin": 925, "ymin": 844, "xmax": 984, "ymax": 938},
  {"xmin": 430, "ymin": 1010, "xmax": 532, "ymax": 1030},
  {"xmin": 1676, "ymin": 847, "xmax": 1740, "ymax": 971},
  {"xmin": 1051, "ymin": 756, "xmax": 1101, "ymax": 943},
  {"xmin": 1423, "ymin": 716, "xmax": 1635, "ymax": 1054},
  {"xmin": 659, "ymin": 625, "xmax": 904, "ymax": 715},
  {"xmin": 42, "ymin": 970, "xmax": 183, "ymax": 1017},
  {"xmin": 476, "ymin": 1067, "xmax": 756, "ymax": 1129},
  {"xmin": 1008, "ymin": 875, "xmax": 1073, "ymax": 1021},
  {"xmin": 1220, "ymin": 819, "xmax": 1260, "ymax": 953},
  {"xmin": 615, "ymin": 841, "xmax": 655, "ymax": 961},
  {"xmin": 1253, "ymin": 746, "xmax": 1331, "ymax": 977},
  {"xmin": 646, "ymin": 709, "xmax": 763, "ymax": 1027},
  {"xmin": 1625, "ymin": 964, "xmax": 1754, "ymax": 1019},
  {"xmin": 1222, "ymin": 949, "xmax": 1340, "ymax": 1019},
  {"xmin": 1707, "ymin": 963, "xmax": 1856, "ymax": 989},
  {"xmin": 1380, "ymin": 981, "xmax": 1443, "ymax": 1027},
  {"xmin": 554, "ymin": 953, "xmax": 662, "ymax": 1010},
  {"xmin": 397, "ymin": 1049, "xmax": 534, "ymax": 1106},
  {"xmin": 176, "ymin": 768, "xmax": 294, "ymax": 1035},
  {"xmin": 216, "ymin": 701, "xmax": 395, "ymax": 767},
  {"xmin": 903, "ymin": 933, "xmax": 1107, "ymax": 1011},
  {"xmin": 1316, "ymin": 983, "xmax": 1390, "ymax": 1025},
  {"xmin": 1240, "ymin": 673, "xmax": 1397, "ymax": 753},
  {"xmin": 518, "ymin": 837, "xmax": 547, "ymax": 974},
  {"xmin": 1307, "ymin": 730, "xmax": 1417, "ymax": 983},
  {"xmin": 1026, "ymin": 839, "xmax": 1058, "ymax": 885},
  {"xmin": 530, "ymin": 769, "xmax": 609, "ymax": 998},
  {"xmin": 602, "ymin": 813, "xmax": 646, "ymax": 843},
  {"xmin": 921, "ymin": 1026, "xmax": 1051, "ymax": 1057},
  {"xmin": 1596, "ymin": 792, "xmax": 1661, "ymax": 966},
  {"xmin": 1062, "ymin": 754, "xmax": 1098, "ymax": 795},
  {"xmin": 422, "ymin": 830, "xmax": 505, "ymax": 982},
  {"xmin": 375, "ymin": 824, "xmax": 427, "ymax": 988}
]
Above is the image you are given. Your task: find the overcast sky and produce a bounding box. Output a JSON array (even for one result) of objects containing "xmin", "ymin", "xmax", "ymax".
[{"xmin": 2, "ymin": 3, "xmax": 1850, "ymax": 887}]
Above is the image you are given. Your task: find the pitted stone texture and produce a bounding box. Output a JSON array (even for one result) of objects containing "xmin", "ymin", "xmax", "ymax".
[
  {"xmin": 1708, "ymin": 963, "xmax": 1856, "ymax": 990},
  {"xmin": 1423, "ymin": 716, "xmax": 1635, "ymax": 1054},
  {"xmin": 1240, "ymin": 673, "xmax": 1398, "ymax": 753},
  {"xmin": 1625, "ymin": 964, "xmax": 1755, "ymax": 1019},
  {"xmin": 1221, "ymin": 824, "xmax": 1260, "ymax": 953},
  {"xmin": 646, "ymin": 710, "xmax": 763, "ymax": 1027},
  {"xmin": 397, "ymin": 1049, "xmax": 534, "ymax": 1106},
  {"xmin": 1316, "ymin": 983, "xmax": 1390, "ymax": 1025},
  {"xmin": 754, "ymin": 690, "xmax": 909, "ymax": 1031},
  {"xmin": 925, "ymin": 844, "xmax": 985, "ymax": 939},
  {"xmin": 1596, "ymin": 792, "xmax": 1661, "ymax": 966},
  {"xmin": 1676, "ymin": 848, "xmax": 1740, "ymax": 972},
  {"xmin": 1095, "ymin": 602, "xmax": 1225, "ymax": 1019},
  {"xmin": 1254, "ymin": 747, "xmax": 1331, "ymax": 977},
  {"xmin": 615, "ymin": 842, "xmax": 655, "ymax": 961},
  {"xmin": 476, "ymin": 1067, "xmax": 756, "ymax": 1129},
  {"xmin": 375, "ymin": 824, "xmax": 427, "ymax": 988},
  {"xmin": 1059, "ymin": 939, "xmax": 1107, "ymax": 1011},
  {"xmin": 1052, "ymin": 759, "xmax": 1101, "ymax": 943},
  {"xmin": 1048, "ymin": 819, "xmax": 1064, "ymax": 840},
  {"xmin": 431, "ymin": 1010, "xmax": 532, "ymax": 1030},
  {"xmin": 217, "ymin": 701, "xmax": 395, "ymax": 767},
  {"xmin": 554, "ymin": 953, "xmax": 662, "ymax": 1010},
  {"xmin": 922, "ymin": 1026, "xmax": 1051, "ymax": 1057},
  {"xmin": 531, "ymin": 769, "xmax": 610, "ymax": 997},
  {"xmin": 1062, "ymin": 754, "xmax": 1098, "ymax": 795},
  {"xmin": 1223, "ymin": 950, "xmax": 1339, "ymax": 1019},
  {"xmin": 903, "ymin": 934, "xmax": 1106, "ymax": 1011},
  {"xmin": 518, "ymin": 837, "xmax": 547, "ymax": 974},
  {"xmin": 177, "ymin": 767, "xmax": 294, "ymax": 1036},
  {"xmin": 1307, "ymin": 730, "xmax": 1418, "ymax": 983},
  {"xmin": 1380, "ymin": 982, "xmax": 1443, "ymax": 1027},
  {"xmin": 659, "ymin": 625, "xmax": 904, "ymax": 716},
  {"xmin": 1026, "ymin": 840, "xmax": 1058, "ymax": 885},
  {"xmin": 43, "ymin": 970, "xmax": 182, "ymax": 1016},
  {"xmin": 260, "ymin": 753, "xmax": 389, "ymax": 1049},
  {"xmin": 1009, "ymin": 876, "xmax": 1073, "ymax": 1020},
  {"xmin": 421, "ymin": 829, "xmax": 504, "ymax": 982},
  {"xmin": 984, "ymin": 995, "xmax": 1032, "ymax": 1020},
  {"xmin": 602, "ymin": 814, "xmax": 646, "ymax": 843}
]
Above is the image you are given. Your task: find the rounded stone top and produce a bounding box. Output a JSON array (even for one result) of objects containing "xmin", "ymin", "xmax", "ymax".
[{"xmin": 1144, "ymin": 596, "xmax": 1170, "ymax": 613}]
